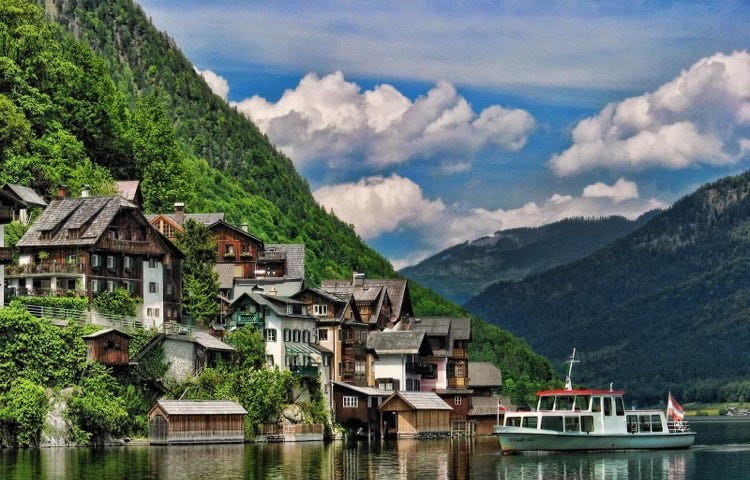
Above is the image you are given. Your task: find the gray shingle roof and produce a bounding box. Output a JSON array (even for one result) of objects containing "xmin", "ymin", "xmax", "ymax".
[
  {"xmin": 2, "ymin": 184, "xmax": 47, "ymax": 207},
  {"xmin": 17, "ymin": 196, "xmax": 141, "ymax": 248},
  {"xmin": 384, "ymin": 391, "xmax": 453, "ymax": 411},
  {"xmin": 193, "ymin": 332, "xmax": 235, "ymax": 352},
  {"xmin": 331, "ymin": 380, "xmax": 391, "ymax": 397},
  {"xmin": 367, "ymin": 331, "xmax": 429, "ymax": 355},
  {"xmin": 82, "ymin": 328, "xmax": 134, "ymax": 340},
  {"xmin": 409, "ymin": 317, "xmax": 451, "ymax": 335},
  {"xmin": 468, "ymin": 362, "xmax": 502, "ymax": 388},
  {"xmin": 468, "ymin": 396, "xmax": 509, "ymax": 416},
  {"xmin": 266, "ymin": 244, "xmax": 305, "ymax": 279},
  {"xmin": 451, "ymin": 317, "xmax": 472, "ymax": 341},
  {"xmin": 214, "ymin": 263, "xmax": 235, "ymax": 289},
  {"xmin": 155, "ymin": 400, "xmax": 247, "ymax": 415}
]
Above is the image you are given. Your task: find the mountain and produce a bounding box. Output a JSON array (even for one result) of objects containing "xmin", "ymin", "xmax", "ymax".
[
  {"xmin": 0, "ymin": 1, "xmax": 557, "ymax": 388},
  {"xmin": 465, "ymin": 172, "xmax": 750, "ymax": 403},
  {"xmin": 402, "ymin": 213, "xmax": 659, "ymax": 304}
]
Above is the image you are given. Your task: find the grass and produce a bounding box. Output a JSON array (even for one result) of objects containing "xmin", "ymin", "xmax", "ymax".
[{"xmin": 685, "ymin": 402, "xmax": 750, "ymax": 416}]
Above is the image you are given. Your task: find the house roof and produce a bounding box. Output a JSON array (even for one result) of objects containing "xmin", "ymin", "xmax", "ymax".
[
  {"xmin": 165, "ymin": 332, "xmax": 235, "ymax": 352},
  {"xmin": 1, "ymin": 183, "xmax": 47, "ymax": 207},
  {"xmin": 320, "ymin": 276, "xmax": 413, "ymax": 322},
  {"xmin": 115, "ymin": 181, "xmax": 141, "ymax": 203},
  {"xmin": 382, "ymin": 391, "xmax": 453, "ymax": 411},
  {"xmin": 468, "ymin": 396, "xmax": 511, "ymax": 416},
  {"xmin": 153, "ymin": 400, "xmax": 247, "ymax": 416},
  {"xmin": 367, "ymin": 331, "xmax": 431, "ymax": 355},
  {"xmin": 409, "ymin": 317, "xmax": 451, "ymax": 336},
  {"xmin": 229, "ymin": 292, "xmax": 315, "ymax": 321},
  {"xmin": 214, "ymin": 263, "xmax": 235, "ymax": 290},
  {"xmin": 331, "ymin": 380, "xmax": 391, "ymax": 397},
  {"xmin": 468, "ymin": 362, "xmax": 502, "ymax": 388},
  {"xmin": 16, "ymin": 196, "xmax": 142, "ymax": 248},
  {"xmin": 266, "ymin": 244, "xmax": 305, "ymax": 279},
  {"xmin": 82, "ymin": 328, "xmax": 134, "ymax": 340},
  {"xmin": 146, "ymin": 212, "xmax": 226, "ymax": 227}
]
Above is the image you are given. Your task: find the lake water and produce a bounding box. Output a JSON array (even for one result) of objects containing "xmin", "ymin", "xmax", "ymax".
[{"xmin": 2, "ymin": 417, "xmax": 749, "ymax": 479}]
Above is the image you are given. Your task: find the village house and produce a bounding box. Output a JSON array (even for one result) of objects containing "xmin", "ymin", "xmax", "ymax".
[
  {"xmin": 292, "ymin": 287, "xmax": 368, "ymax": 385},
  {"xmin": 81, "ymin": 328, "xmax": 134, "ymax": 367},
  {"xmin": 7, "ymin": 192, "xmax": 183, "ymax": 329},
  {"xmin": 330, "ymin": 380, "xmax": 391, "ymax": 436},
  {"xmin": 320, "ymin": 272, "xmax": 414, "ymax": 329},
  {"xmin": 0, "ymin": 184, "xmax": 47, "ymax": 306},
  {"xmin": 366, "ymin": 330, "xmax": 433, "ymax": 392},
  {"xmin": 148, "ymin": 203, "xmax": 305, "ymax": 300},
  {"xmin": 226, "ymin": 292, "xmax": 320, "ymax": 375},
  {"xmin": 161, "ymin": 331, "xmax": 235, "ymax": 382},
  {"xmin": 379, "ymin": 391, "xmax": 454, "ymax": 438},
  {"xmin": 466, "ymin": 362, "xmax": 505, "ymax": 435}
]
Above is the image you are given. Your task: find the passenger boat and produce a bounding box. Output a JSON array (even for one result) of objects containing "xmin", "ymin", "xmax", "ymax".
[{"xmin": 494, "ymin": 349, "xmax": 696, "ymax": 453}]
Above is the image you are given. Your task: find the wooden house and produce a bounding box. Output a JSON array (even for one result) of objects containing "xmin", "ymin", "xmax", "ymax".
[
  {"xmin": 82, "ymin": 328, "xmax": 134, "ymax": 366},
  {"xmin": 468, "ymin": 362, "xmax": 502, "ymax": 396},
  {"xmin": 292, "ymin": 287, "xmax": 368, "ymax": 385},
  {"xmin": 320, "ymin": 272, "xmax": 414, "ymax": 329},
  {"xmin": 8, "ymin": 195, "xmax": 183, "ymax": 329},
  {"xmin": 366, "ymin": 331, "xmax": 433, "ymax": 392},
  {"xmin": 148, "ymin": 400, "xmax": 247, "ymax": 444},
  {"xmin": 379, "ymin": 391, "xmax": 453, "ymax": 438},
  {"xmin": 468, "ymin": 396, "xmax": 512, "ymax": 436},
  {"xmin": 331, "ymin": 380, "xmax": 391, "ymax": 436}
]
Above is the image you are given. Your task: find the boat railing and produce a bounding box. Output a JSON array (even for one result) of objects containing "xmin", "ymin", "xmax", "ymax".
[{"xmin": 667, "ymin": 420, "xmax": 690, "ymax": 433}]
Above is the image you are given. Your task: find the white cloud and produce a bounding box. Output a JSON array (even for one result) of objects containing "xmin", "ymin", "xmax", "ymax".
[
  {"xmin": 314, "ymin": 175, "xmax": 666, "ymax": 267},
  {"xmin": 232, "ymin": 72, "xmax": 535, "ymax": 169},
  {"xmin": 195, "ymin": 68, "xmax": 229, "ymax": 100},
  {"xmin": 551, "ymin": 51, "xmax": 750, "ymax": 175}
]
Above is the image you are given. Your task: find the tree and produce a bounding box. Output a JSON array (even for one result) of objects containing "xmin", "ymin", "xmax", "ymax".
[
  {"xmin": 93, "ymin": 287, "xmax": 140, "ymax": 317},
  {"xmin": 174, "ymin": 220, "xmax": 219, "ymax": 326},
  {"xmin": 226, "ymin": 327, "xmax": 266, "ymax": 370},
  {"xmin": 67, "ymin": 362, "xmax": 128, "ymax": 444},
  {"xmin": 0, "ymin": 378, "xmax": 48, "ymax": 447}
]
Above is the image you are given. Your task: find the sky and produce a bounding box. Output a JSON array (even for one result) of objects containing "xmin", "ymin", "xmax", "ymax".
[{"xmin": 138, "ymin": 1, "xmax": 750, "ymax": 269}]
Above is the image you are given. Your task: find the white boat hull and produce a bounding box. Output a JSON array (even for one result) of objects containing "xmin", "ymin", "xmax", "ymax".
[{"xmin": 495, "ymin": 426, "xmax": 696, "ymax": 453}]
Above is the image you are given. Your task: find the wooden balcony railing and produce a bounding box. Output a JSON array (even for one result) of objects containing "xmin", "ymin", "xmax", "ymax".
[
  {"xmin": 447, "ymin": 376, "xmax": 467, "ymax": 388},
  {"xmin": 452, "ymin": 347, "xmax": 467, "ymax": 358},
  {"xmin": 5, "ymin": 263, "xmax": 85, "ymax": 276}
]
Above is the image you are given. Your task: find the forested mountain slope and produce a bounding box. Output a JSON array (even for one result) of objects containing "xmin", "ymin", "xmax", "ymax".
[
  {"xmin": 402, "ymin": 213, "xmax": 658, "ymax": 304},
  {"xmin": 466, "ymin": 172, "xmax": 750, "ymax": 403},
  {"xmin": 0, "ymin": 0, "xmax": 557, "ymax": 388}
]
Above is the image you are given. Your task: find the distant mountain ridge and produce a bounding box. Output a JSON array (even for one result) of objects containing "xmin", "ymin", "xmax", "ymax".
[
  {"xmin": 465, "ymin": 172, "xmax": 750, "ymax": 403},
  {"xmin": 402, "ymin": 213, "xmax": 659, "ymax": 304}
]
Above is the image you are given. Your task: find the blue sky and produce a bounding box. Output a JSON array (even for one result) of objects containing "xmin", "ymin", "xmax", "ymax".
[{"xmin": 139, "ymin": 1, "xmax": 750, "ymax": 269}]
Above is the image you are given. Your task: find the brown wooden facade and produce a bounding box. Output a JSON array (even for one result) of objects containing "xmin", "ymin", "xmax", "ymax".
[
  {"xmin": 148, "ymin": 400, "xmax": 246, "ymax": 445},
  {"xmin": 82, "ymin": 328, "xmax": 133, "ymax": 366},
  {"xmin": 379, "ymin": 392, "xmax": 452, "ymax": 438}
]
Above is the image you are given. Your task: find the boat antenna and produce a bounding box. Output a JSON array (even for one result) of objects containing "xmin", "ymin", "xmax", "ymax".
[{"xmin": 564, "ymin": 348, "xmax": 579, "ymax": 391}]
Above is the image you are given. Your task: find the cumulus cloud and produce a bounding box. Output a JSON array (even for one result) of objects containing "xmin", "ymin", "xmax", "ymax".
[
  {"xmin": 195, "ymin": 68, "xmax": 230, "ymax": 100},
  {"xmin": 314, "ymin": 175, "xmax": 665, "ymax": 267},
  {"xmin": 232, "ymin": 72, "xmax": 535, "ymax": 169},
  {"xmin": 551, "ymin": 50, "xmax": 750, "ymax": 175}
]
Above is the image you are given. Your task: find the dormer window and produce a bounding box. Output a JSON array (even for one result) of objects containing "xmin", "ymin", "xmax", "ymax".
[
  {"xmin": 313, "ymin": 304, "xmax": 328, "ymax": 316},
  {"xmin": 40, "ymin": 230, "xmax": 53, "ymax": 240},
  {"xmin": 67, "ymin": 228, "xmax": 80, "ymax": 239}
]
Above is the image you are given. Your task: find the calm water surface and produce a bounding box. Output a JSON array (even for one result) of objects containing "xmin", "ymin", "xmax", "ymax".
[{"xmin": 2, "ymin": 418, "xmax": 749, "ymax": 479}]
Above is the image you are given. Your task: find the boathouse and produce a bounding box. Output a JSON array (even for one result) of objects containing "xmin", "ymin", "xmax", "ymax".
[
  {"xmin": 148, "ymin": 400, "xmax": 247, "ymax": 444},
  {"xmin": 82, "ymin": 328, "xmax": 134, "ymax": 366},
  {"xmin": 379, "ymin": 391, "xmax": 453, "ymax": 438}
]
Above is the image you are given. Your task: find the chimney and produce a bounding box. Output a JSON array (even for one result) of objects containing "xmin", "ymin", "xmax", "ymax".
[
  {"xmin": 353, "ymin": 271, "xmax": 365, "ymax": 286},
  {"xmin": 81, "ymin": 185, "xmax": 90, "ymax": 198},
  {"xmin": 240, "ymin": 223, "xmax": 249, "ymax": 233},
  {"xmin": 57, "ymin": 184, "xmax": 68, "ymax": 199},
  {"xmin": 173, "ymin": 202, "xmax": 185, "ymax": 225}
]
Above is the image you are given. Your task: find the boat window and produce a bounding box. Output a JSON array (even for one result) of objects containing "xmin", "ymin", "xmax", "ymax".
[
  {"xmin": 604, "ymin": 397, "xmax": 613, "ymax": 416},
  {"xmin": 592, "ymin": 397, "xmax": 602, "ymax": 413},
  {"xmin": 538, "ymin": 396, "xmax": 555, "ymax": 411},
  {"xmin": 556, "ymin": 395, "xmax": 574, "ymax": 411},
  {"xmin": 639, "ymin": 415, "xmax": 651, "ymax": 432},
  {"xmin": 575, "ymin": 395, "xmax": 590, "ymax": 411},
  {"xmin": 522, "ymin": 416, "xmax": 538, "ymax": 429},
  {"xmin": 564, "ymin": 416, "xmax": 580, "ymax": 432},
  {"xmin": 615, "ymin": 397, "xmax": 625, "ymax": 416},
  {"xmin": 541, "ymin": 416, "xmax": 564, "ymax": 432},
  {"xmin": 581, "ymin": 416, "xmax": 594, "ymax": 433},
  {"xmin": 627, "ymin": 415, "xmax": 638, "ymax": 433},
  {"xmin": 651, "ymin": 414, "xmax": 663, "ymax": 432},
  {"xmin": 506, "ymin": 417, "xmax": 522, "ymax": 427}
]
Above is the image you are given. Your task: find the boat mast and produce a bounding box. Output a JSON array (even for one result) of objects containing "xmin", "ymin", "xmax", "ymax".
[{"xmin": 564, "ymin": 348, "xmax": 579, "ymax": 391}]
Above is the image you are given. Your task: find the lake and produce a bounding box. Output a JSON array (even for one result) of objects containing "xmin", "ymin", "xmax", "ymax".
[{"xmin": 1, "ymin": 417, "xmax": 749, "ymax": 479}]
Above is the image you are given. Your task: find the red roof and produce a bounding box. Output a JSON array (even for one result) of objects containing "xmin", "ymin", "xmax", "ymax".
[{"xmin": 536, "ymin": 388, "xmax": 625, "ymax": 396}]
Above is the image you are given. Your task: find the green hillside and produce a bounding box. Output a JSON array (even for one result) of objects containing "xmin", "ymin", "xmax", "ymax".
[
  {"xmin": 402, "ymin": 213, "xmax": 659, "ymax": 304},
  {"xmin": 0, "ymin": 0, "xmax": 557, "ymax": 391},
  {"xmin": 466, "ymin": 172, "xmax": 750, "ymax": 404}
]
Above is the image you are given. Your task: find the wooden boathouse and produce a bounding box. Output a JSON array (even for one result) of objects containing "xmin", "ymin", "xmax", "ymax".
[
  {"xmin": 82, "ymin": 328, "xmax": 134, "ymax": 366},
  {"xmin": 148, "ymin": 400, "xmax": 247, "ymax": 444},
  {"xmin": 379, "ymin": 391, "xmax": 453, "ymax": 438}
]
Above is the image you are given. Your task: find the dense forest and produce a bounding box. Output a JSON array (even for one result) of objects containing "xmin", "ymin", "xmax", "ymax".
[
  {"xmin": 466, "ymin": 172, "xmax": 750, "ymax": 404},
  {"xmin": 0, "ymin": 0, "xmax": 558, "ymax": 444},
  {"xmin": 402, "ymin": 213, "xmax": 659, "ymax": 304}
]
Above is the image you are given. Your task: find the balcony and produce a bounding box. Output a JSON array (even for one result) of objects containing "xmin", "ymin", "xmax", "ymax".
[
  {"xmin": 258, "ymin": 251, "xmax": 286, "ymax": 262},
  {"xmin": 447, "ymin": 376, "xmax": 467, "ymax": 388},
  {"xmin": 290, "ymin": 365, "xmax": 319, "ymax": 378},
  {"xmin": 452, "ymin": 347, "xmax": 467, "ymax": 359},
  {"xmin": 99, "ymin": 238, "xmax": 153, "ymax": 255},
  {"xmin": 0, "ymin": 247, "xmax": 12, "ymax": 265},
  {"xmin": 0, "ymin": 206, "xmax": 13, "ymax": 223},
  {"xmin": 406, "ymin": 363, "xmax": 434, "ymax": 375},
  {"xmin": 5, "ymin": 262, "xmax": 85, "ymax": 276}
]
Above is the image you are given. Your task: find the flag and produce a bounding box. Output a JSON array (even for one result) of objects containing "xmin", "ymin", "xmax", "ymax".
[{"xmin": 667, "ymin": 392, "xmax": 684, "ymax": 422}]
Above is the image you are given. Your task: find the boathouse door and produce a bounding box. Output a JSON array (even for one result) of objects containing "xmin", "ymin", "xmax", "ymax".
[{"xmin": 150, "ymin": 415, "xmax": 168, "ymax": 443}]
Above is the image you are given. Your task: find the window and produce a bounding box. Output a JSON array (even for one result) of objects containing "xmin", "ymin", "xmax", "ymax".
[
  {"xmin": 127, "ymin": 281, "xmax": 136, "ymax": 294},
  {"xmin": 582, "ymin": 416, "xmax": 595, "ymax": 432},
  {"xmin": 149, "ymin": 257, "xmax": 157, "ymax": 268},
  {"xmin": 287, "ymin": 305, "xmax": 293, "ymax": 314},
  {"xmin": 615, "ymin": 397, "xmax": 625, "ymax": 416},
  {"xmin": 149, "ymin": 282, "xmax": 158, "ymax": 293},
  {"xmin": 355, "ymin": 361, "xmax": 366, "ymax": 373},
  {"xmin": 265, "ymin": 329, "xmax": 277, "ymax": 342},
  {"xmin": 90, "ymin": 279, "xmax": 100, "ymax": 293},
  {"xmin": 107, "ymin": 255, "xmax": 115, "ymax": 269},
  {"xmin": 124, "ymin": 256, "xmax": 134, "ymax": 269},
  {"xmin": 540, "ymin": 416, "xmax": 564, "ymax": 432},
  {"xmin": 343, "ymin": 396, "xmax": 358, "ymax": 408},
  {"xmin": 302, "ymin": 330, "xmax": 310, "ymax": 343},
  {"xmin": 604, "ymin": 397, "xmax": 613, "ymax": 416},
  {"xmin": 318, "ymin": 329, "xmax": 328, "ymax": 341},
  {"xmin": 564, "ymin": 416, "xmax": 580, "ymax": 432},
  {"xmin": 283, "ymin": 329, "xmax": 291, "ymax": 342},
  {"xmin": 575, "ymin": 395, "xmax": 590, "ymax": 411},
  {"xmin": 40, "ymin": 230, "xmax": 53, "ymax": 240},
  {"xmin": 522, "ymin": 416, "xmax": 538, "ymax": 429},
  {"xmin": 66, "ymin": 254, "xmax": 79, "ymax": 265},
  {"xmin": 107, "ymin": 280, "xmax": 115, "ymax": 292},
  {"xmin": 266, "ymin": 355, "xmax": 274, "ymax": 366},
  {"xmin": 313, "ymin": 304, "xmax": 328, "ymax": 316},
  {"xmin": 292, "ymin": 329, "xmax": 300, "ymax": 342},
  {"xmin": 454, "ymin": 396, "xmax": 462, "ymax": 405},
  {"xmin": 166, "ymin": 283, "xmax": 173, "ymax": 295},
  {"xmin": 163, "ymin": 223, "xmax": 175, "ymax": 238},
  {"xmin": 91, "ymin": 254, "xmax": 101, "ymax": 267}
]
